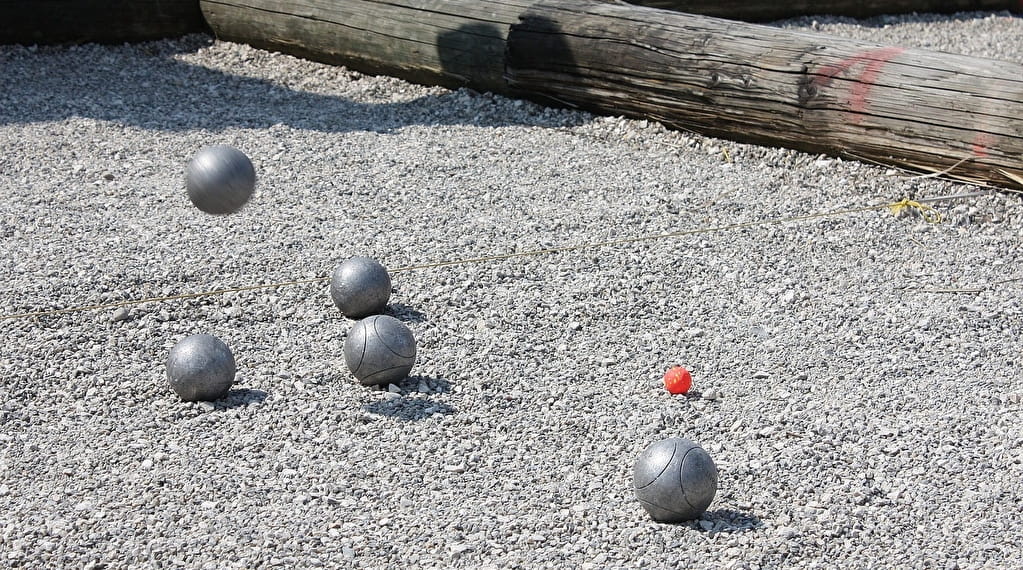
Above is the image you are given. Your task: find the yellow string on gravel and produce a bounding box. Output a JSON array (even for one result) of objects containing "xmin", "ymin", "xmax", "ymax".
[
  {"xmin": 886, "ymin": 198, "xmax": 943, "ymax": 223},
  {"xmin": 0, "ymin": 196, "xmax": 959, "ymax": 322}
]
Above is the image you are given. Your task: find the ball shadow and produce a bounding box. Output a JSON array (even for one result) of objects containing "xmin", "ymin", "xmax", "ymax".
[
  {"xmin": 385, "ymin": 303, "xmax": 427, "ymax": 324},
  {"xmin": 393, "ymin": 374, "xmax": 452, "ymax": 395},
  {"xmin": 216, "ymin": 387, "xmax": 268, "ymax": 409},
  {"xmin": 362, "ymin": 397, "xmax": 456, "ymax": 421},
  {"xmin": 361, "ymin": 375, "xmax": 455, "ymax": 420},
  {"xmin": 699, "ymin": 508, "xmax": 764, "ymax": 532}
]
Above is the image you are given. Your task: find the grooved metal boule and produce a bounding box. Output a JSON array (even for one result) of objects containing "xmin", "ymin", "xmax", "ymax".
[
  {"xmin": 633, "ymin": 437, "xmax": 717, "ymax": 522},
  {"xmin": 343, "ymin": 315, "xmax": 416, "ymax": 386},
  {"xmin": 185, "ymin": 145, "xmax": 256, "ymax": 215},
  {"xmin": 166, "ymin": 334, "xmax": 236, "ymax": 402},
  {"xmin": 330, "ymin": 257, "xmax": 392, "ymax": 319}
]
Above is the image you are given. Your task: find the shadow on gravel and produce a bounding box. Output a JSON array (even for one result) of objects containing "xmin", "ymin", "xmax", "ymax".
[
  {"xmin": 405, "ymin": 374, "xmax": 452, "ymax": 394},
  {"xmin": 0, "ymin": 34, "xmax": 572, "ymax": 132},
  {"xmin": 2, "ymin": 11, "xmax": 1014, "ymax": 131},
  {"xmin": 216, "ymin": 388, "xmax": 268, "ymax": 409},
  {"xmin": 699, "ymin": 509, "xmax": 764, "ymax": 532},
  {"xmin": 386, "ymin": 303, "xmax": 427, "ymax": 324},
  {"xmin": 362, "ymin": 397, "xmax": 456, "ymax": 421},
  {"xmin": 382, "ymin": 374, "xmax": 453, "ymax": 395},
  {"xmin": 361, "ymin": 375, "xmax": 455, "ymax": 420}
]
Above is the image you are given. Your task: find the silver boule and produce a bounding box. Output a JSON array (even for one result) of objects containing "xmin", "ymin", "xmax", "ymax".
[
  {"xmin": 329, "ymin": 257, "xmax": 392, "ymax": 319},
  {"xmin": 633, "ymin": 437, "xmax": 717, "ymax": 522},
  {"xmin": 343, "ymin": 315, "xmax": 416, "ymax": 386},
  {"xmin": 166, "ymin": 334, "xmax": 236, "ymax": 402},
  {"xmin": 185, "ymin": 145, "xmax": 256, "ymax": 215}
]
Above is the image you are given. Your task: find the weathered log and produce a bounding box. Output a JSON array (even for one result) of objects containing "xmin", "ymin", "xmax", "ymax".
[
  {"xmin": 629, "ymin": 0, "xmax": 1022, "ymax": 21},
  {"xmin": 199, "ymin": 0, "xmax": 1023, "ymax": 90},
  {"xmin": 0, "ymin": 1, "xmax": 208, "ymax": 45},
  {"xmin": 198, "ymin": 1, "xmax": 1023, "ymax": 89},
  {"xmin": 506, "ymin": 0, "xmax": 1023, "ymax": 188},
  {"xmin": 200, "ymin": 0, "xmax": 534, "ymax": 93},
  {"xmin": 203, "ymin": 0, "xmax": 1022, "ymax": 188}
]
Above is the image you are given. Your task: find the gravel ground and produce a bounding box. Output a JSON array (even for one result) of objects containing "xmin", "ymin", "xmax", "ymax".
[{"xmin": 1, "ymin": 9, "xmax": 1022, "ymax": 570}]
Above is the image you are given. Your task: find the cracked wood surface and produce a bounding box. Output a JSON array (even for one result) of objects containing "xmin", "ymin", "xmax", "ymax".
[
  {"xmin": 506, "ymin": 0, "xmax": 1023, "ymax": 188},
  {"xmin": 200, "ymin": 0, "xmax": 534, "ymax": 93},
  {"xmin": 200, "ymin": 0, "xmax": 1022, "ymax": 188}
]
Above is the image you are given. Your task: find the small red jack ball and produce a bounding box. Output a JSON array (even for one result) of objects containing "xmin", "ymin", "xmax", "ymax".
[{"xmin": 663, "ymin": 366, "xmax": 692, "ymax": 395}]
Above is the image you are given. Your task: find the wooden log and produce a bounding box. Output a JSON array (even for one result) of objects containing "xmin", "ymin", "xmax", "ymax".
[
  {"xmin": 198, "ymin": 1, "xmax": 1023, "ymax": 89},
  {"xmin": 203, "ymin": 0, "xmax": 1022, "ymax": 188},
  {"xmin": 506, "ymin": 0, "xmax": 1023, "ymax": 189},
  {"xmin": 199, "ymin": 0, "xmax": 1023, "ymax": 90},
  {"xmin": 0, "ymin": 1, "xmax": 208, "ymax": 45},
  {"xmin": 199, "ymin": 0, "xmax": 534, "ymax": 93},
  {"xmin": 628, "ymin": 0, "xmax": 1022, "ymax": 22}
]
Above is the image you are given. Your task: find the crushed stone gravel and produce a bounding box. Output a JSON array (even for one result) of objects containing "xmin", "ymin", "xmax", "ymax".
[{"xmin": 1, "ymin": 10, "xmax": 1022, "ymax": 569}]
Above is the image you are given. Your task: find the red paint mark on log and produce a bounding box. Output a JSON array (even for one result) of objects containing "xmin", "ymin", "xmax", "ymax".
[
  {"xmin": 971, "ymin": 133, "xmax": 995, "ymax": 158},
  {"xmin": 812, "ymin": 47, "xmax": 905, "ymax": 120}
]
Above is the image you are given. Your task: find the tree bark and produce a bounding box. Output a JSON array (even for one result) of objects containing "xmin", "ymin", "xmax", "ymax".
[
  {"xmin": 199, "ymin": 0, "xmax": 534, "ymax": 93},
  {"xmin": 506, "ymin": 0, "xmax": 1023, "ymax": 188},
  {"xmin": 0, "ymin": 0, "xmax": 208, "ymax": 45},
  {"xmin": 202, "ymin": 0, "xmax": 1023, "ymax": 188}
]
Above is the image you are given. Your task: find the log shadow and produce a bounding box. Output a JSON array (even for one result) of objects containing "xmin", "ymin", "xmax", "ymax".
[
  {"xmin": 0, "ymin": 33, "xmax": 569, "ymax": 132},
  {"xmin": 505, "ymin": 15, "xmax": 584, "ymax": 111},
  {"xmin": 436, "ymin": 22, "xmax": 508, "ymax": 94}
]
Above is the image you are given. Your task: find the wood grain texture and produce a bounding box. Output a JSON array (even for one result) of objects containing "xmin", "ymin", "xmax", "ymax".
[
  {"xmin": 200, "ymin": 0, "xmax": 534, "ymax": 92},
  {"xmin": 0, "ymin": 0, "xmax": 207, "ymax": 45},
  {"xmin": 506, "ymin": 0, "xmax": 1023, "ymax": 188},
  {"xmin": 196, "ymin": 0, "xmax": 1023, "ymax": 188}
]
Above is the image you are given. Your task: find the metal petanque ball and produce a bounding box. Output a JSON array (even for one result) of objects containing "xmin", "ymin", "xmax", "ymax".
[
  {"xmin": 330, "ymin": 256, "xmax": 392, "ymax": 319},
  {"xmin": 185, "ymin": 145, "xmax": 256, "ymax": 215},
  {"xmin": 343, "ymin": 315, "xmax": 416, "ymax": 386},
  {"xmin": 633, "ymin": 437, "xmax": 718, "ymax": 522},
  {"xmin": 166, "ymin": 334, "xmax": 236, "ymax": 402}
]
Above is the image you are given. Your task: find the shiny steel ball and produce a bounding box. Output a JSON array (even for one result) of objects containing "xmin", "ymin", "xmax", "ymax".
[
  {"xmin": 633, "ymin": 437, "xmax": 717, "ymax": 522},
  {"xmin": 185, "ymin": 145, "xmax": 256, "ymax": 215},
  {"xmin": 343, "ymin": 315, "xmax": 416, "ymax": 386},
  {"xmin": 166, "ymin": 334, "xmax": 236, "ymax": 402},
  {"xmin": 329, "ymin": 257, "xmax": 392, "ymax": 319}
]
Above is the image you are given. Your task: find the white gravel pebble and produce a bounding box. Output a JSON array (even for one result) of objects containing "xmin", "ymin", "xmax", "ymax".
[{"xmin": 1, "ymin": 11, "xmax": 1022, "ymax": 570}]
